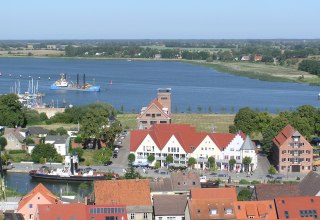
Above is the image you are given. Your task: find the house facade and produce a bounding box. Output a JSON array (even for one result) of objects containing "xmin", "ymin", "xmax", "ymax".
[
  {"xmin": 137, "ymin": 88, "xmax": 172, "ymax": 130},
  {"xmin": 17, "ymin": 183, "xmax": 61, "ymax": 220},
  {"xmin": 272, "ymin": 124, "xmax": 313, "ymax": 174},
  {"xmin": 153, "ymin": 195, "xmax": 187, "ymax": 220},
  {"xmin": 3, "ymin": 128, "xmax": 26, "ymax": 150},
  {"xmin": 45, "ymin": 135, "xmax": 69, "ymax": 156},
  {"xmin": 130, "ymin": 124, "xmax": 257, "ymax": 171}
]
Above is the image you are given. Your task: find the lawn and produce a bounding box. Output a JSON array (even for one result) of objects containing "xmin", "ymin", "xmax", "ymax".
[{"xmin": 117, "ymin": 113, "xmax": 235, "ymax": 132}]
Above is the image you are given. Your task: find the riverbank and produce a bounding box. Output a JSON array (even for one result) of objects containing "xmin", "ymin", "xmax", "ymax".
[{"xmin": 187, "ymin": 60, "xmax": 320, "ymax": 85}]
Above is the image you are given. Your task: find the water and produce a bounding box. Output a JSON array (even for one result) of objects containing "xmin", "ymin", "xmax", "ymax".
[
  {"xmin": 4, "ymin": 172, "xmax": 92, "ymax": 196},
  {"xmin": 0, "ymin": 57, "xmax": 319, "ymax": 113}
]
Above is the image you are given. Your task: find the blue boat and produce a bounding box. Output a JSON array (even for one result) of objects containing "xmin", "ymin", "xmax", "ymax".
[{"xmin": 50, "ymin": 73, "xmax": 100, "ymax": 92}]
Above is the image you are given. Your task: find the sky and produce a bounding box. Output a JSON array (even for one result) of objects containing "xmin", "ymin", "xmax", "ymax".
[{"xmin": 1, "ymin": 0, "xmax": 320, "ymax": 40}]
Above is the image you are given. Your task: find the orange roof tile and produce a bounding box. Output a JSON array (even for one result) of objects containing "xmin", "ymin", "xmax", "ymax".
[
  {"xmin": 188, "ymin": 198, "xmax": 236, "ymax": 220},
  {"xmin": 273, "ymin": 124, "xmax": 296, "ymax": 148},
  {"xmin": 234, "ymin": 200, "xmax": 277, "ymax": 220},
  {"xmin": 37, "ymin": 203, "xmax": 87, "ymax": 220},
  {"xmin": 190, "ymin": 188, "xmax": 237, "ymax": 201},
  {"xmin": 18, "ymin": 183, "xmax": 60, "ymax": 211},
  {"xmin": 137, "ymin": 99, "xmax": 170, "ymax": 119},
  {"xmin": 94, "ymin": 179, "xmax": 152, "ymax": 206},
  {"xmin": 208, "ymin": 133, "xmax": 238, "ymax": 150},
  {"xmin": 275, "ymin": 196, "xmax": 320, "ymax": 219}
]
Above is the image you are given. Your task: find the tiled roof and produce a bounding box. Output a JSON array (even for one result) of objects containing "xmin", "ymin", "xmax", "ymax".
[
  {"xmin": 27, "ymin": 127, "xmax": 49, "ymax": 135},
  {"xmin": 190, "ymin": 188, "xmax": 237, "ymax": 201},
  {"xmin": 37, "ymin": 203, "xmax": 87, "ymax": 220},
  {"xmin": 150, "ymin": 178, "xmax": 173, "ymax": 192},
  {"xmin": 45, "ymin": 135, "xmax": 68, "ymax": 144},
  {"xmin": 170, "ymin": 171, "xmax": 201, "ymax": 191},
  {"xmin": 299, "ymin": 171, "xmax": 320, "ymax": 196},
  {"xmin": 273, "ymin": 124, "xmax": 296, "ymax": 148},
  {"xmin": 4, "ymin": 128, "xmax": 25, "ymax": 142},
  {"xmin": 275, "ymin": 196, "xmax": 320, "ymax": 219},
  {"xmin": 137, "ymin": 99, "xmax": 170, "ymax": 119},
  {"xmin": 188, "ymin": 198, "xmax": 236, "ymax": 220},
  {"xmin": 254, "ymin": 184, "xmax": 300, "ymax": 201},
  {"xmin": 94, "ymin": 179, "xmax": 152, "ymax": 206},
  {"xmin": 130, "ymin": 124, "xmax": 202, "ymax": 153},
  {"xmin": 18, "ymin": 183, "xmax": 60, "ymax": 211},
  {"xmin": 234, "ymin": 200, "xmax": 277, "ymax": 220},
  {"xmin": 208, "ymin": 133, "xmax": 239, "ymax": 151},
  {"xmin": 153, "ymin": 194, "xmax": 187, "ymax": 216}
]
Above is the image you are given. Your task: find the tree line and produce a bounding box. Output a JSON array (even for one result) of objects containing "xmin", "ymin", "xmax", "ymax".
[
  {"xmin": 298, "ymin": 59, "xmax": 320, "ymax": 76},
  {"xmin": 229, "ymin": 105, "xmax": 320, "ymax": 156}
]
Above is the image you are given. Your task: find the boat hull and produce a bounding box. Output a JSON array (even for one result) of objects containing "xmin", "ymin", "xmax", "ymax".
[
  {"xmin": 29, "ymin": 171, "xmax": 106, "ymax": 182},
  {"xmin": 50, "ymin": 84, "xmax": 100, "ymax": 92}
]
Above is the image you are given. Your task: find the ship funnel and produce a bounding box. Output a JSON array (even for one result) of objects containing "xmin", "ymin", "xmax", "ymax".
[
  {"xmin": 70, "ymin": 156, "xmax": 74, "ymax": 175},
  {"xmin": 83, "ymin": 73, "xmax": 86, "ymax": 85},
  {"xmin": 77, "ymin": 74, "xmax": 79, "ymax": 86}
]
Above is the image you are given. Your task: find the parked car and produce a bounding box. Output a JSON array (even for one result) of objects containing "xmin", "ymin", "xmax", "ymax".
[
  {"xmin": 113, "ymin": 153, "xmax": 118, "ymax": 158},
  {"xmin": 218, "ymin": 173, "xmax": 227, "ymax": 177},
  {"xmin": 104, "ymin": 161, "xmax": 112, "ymax": 166}
]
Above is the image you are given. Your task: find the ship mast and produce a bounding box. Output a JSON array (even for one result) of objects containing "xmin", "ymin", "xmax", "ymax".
[{"xmin": 83, "ymin": 73, "xmax": 86, "ymax": 85}]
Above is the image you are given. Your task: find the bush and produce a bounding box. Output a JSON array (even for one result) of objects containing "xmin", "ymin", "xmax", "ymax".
[
  {"xmin": 251, "ymin": 180, "xmax": 260, "ymax": 185},
  {"xmin": 25, "ymin": 137, "xmax": 35, "ymax": 145},
  {"xmin": 8, "ymin": 149, "xmax": 27, "ymax": 154},
  {"xmin": 239, "ymin": 179, "xmax": 250, "ymax": 185},
  {"xmin": 39, "ymin": 112, "xmax": 48, "ymax": 121},
  {"xmin": 74, "ymin": 136, "xmax": 83, "ymax": 143}
]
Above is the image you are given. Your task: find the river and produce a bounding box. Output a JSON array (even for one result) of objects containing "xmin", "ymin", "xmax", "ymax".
[{"xmin": 0, "ymin": 58, "xmax": 319, "ymax": 113}]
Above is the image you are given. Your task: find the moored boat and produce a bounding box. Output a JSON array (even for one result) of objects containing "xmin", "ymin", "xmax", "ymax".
[{"xmin": 29, "ymin": 155, "xmax": 113, "ymax": 182}]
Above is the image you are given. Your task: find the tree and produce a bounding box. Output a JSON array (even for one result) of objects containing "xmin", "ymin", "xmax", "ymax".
[
  {"xmin": 56, "ymin": 127, "xmax": 68, "ymax": 136},
  {"xmin": 166, "ymin": 155, "xmax": 173, "ymax": 165},
  {"xmin": 128, "ymin": 153, "xmax": 135, "ymax": 163},
  {"xmin": 242, "ymin": 156, "xmax": 252, "ymax": 172},
  {"xmin": 31, "ymin": 143, "xmax": 62, "ymax": 163},
  {"xmin": 233, "ymin": 107, "xmax": 258, "ymax": 135},
  {"xmin": 70, "ymin": 148, "xmax": 84, "ymax": 160},
  {"xmin": 0, "ymin": 94, "xmax": 25, "ymax": 127},
  {"xmin": 187, "ymin": 157, "xmax": 197, "ymax": 168},
  {"xmin": 268, "ymin": 165, "xmax": 277, "ymax": 175},
  {"xmin": 74, "ymin": 136, "xmax": 83, "ymax": 144},
  {"xmin": 39, "ymin": 112, "xmax": 48, "ymax": 121},
  {"xmin": 207, "ymin": 156, "xmax": 216, "ymax": 170},
  {"xmin": 0, "ymin": 137, "xmax": 7, "ymax": 151},
  {"xmin": 147, "ymin": 155, "xmax": 155, "ymax": 164},
  {"xmin": 237, "ymin": 189, "xmax": 252, "ymax": 201},
  {"xmin": 229, "ymin": 159, "xmax": 236, "ymax": 171},
  {"xmin": 155, "ymin": 161, "xmax": 161, "ymax": 169}
]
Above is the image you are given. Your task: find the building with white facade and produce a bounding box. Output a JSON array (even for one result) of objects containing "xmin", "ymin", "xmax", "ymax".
[{"xmin": 130, "ymin": 124, "xmax": 258, "ymax": 171}]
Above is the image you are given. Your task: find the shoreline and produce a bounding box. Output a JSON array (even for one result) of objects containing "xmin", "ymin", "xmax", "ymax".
[{"xmin": 1, "ymin": 55, "xmax": 319, "ymax": 86}]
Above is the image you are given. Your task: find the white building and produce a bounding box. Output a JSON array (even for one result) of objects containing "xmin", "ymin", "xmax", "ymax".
[
  {"xmin": 130, "ymin": 124, "xmax": 258, "ymax": 171},
  {"xmin": 45, "ymin": 135, "xmax": 69, "ymax": 156}
]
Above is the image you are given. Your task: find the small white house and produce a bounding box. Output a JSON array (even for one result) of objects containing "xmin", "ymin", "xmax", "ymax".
[{"xmin": 45, "ymin": 135, "xmax": 69, "ymax": 156}]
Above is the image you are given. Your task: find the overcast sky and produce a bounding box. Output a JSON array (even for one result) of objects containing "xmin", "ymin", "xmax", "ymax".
[{"xmin": 1, "ymin": 0, "xmax": 319, "ymax": 40}]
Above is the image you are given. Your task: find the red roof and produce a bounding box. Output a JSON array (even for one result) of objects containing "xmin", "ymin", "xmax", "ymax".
[
  {"xmin": 275, "ymin": 196, "xmax": 320, "ymax": 219},
  {"xmin": 273, "ymin": 124, "xmax": 296, "ymax": 148},
  {"xmin": 18, "ymin": 183, "xmax": 61, "ymax": 211},
  {"xmin": 130, "ymin": 124, "xmax": 244, "ymax": 152},
  {"xmin": 130, "ymin": 124, "xmax": 203, "ymax": 153},
  {"xmin": 37, "ymin": 203, "xmax": 87, "ymax": 220},
  {"xmin": 137, "ymin": 99, "xmax": 170, "ymax": 119},
  {"xmin": 190, "ymin": 188, "xmax": 237, "ymax": 201}
]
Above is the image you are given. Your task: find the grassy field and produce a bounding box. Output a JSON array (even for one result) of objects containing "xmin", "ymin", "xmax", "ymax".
[
  {"xmin": 117, "ymin": 113, "xmax": 235, "ymax": 132},
  {"xmin": 189, "ymin": 60, "xmax": 320, "ymax": 85}
]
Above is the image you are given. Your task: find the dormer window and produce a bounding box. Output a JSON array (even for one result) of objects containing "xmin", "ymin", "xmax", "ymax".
[
  {"xmin": 210, "ymin": 209, "xmax": 217, "ymax": 215},
  {"xmin": 225, "ymin": 208, "xmax": 233, "ymax": 215}
]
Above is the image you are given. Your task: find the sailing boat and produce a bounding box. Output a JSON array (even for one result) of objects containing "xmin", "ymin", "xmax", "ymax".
[{"xmin": 109, "ymin": 80, "xmax": 113, "ymax": 85}]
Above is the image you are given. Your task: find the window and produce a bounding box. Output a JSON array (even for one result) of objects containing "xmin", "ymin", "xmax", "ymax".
[
  {"xmin": 29, "ymin": 214, "xmax": 33, "ymax": 220},
  {"xmin": 284, "ymin": 211, "xmax": 289, "ymax": 219},
  {"xmin": 57, "ymin": 217, "xmax": 61, "ymax": 220},
  {"xmin": 71, "ymin": 216, "xmax": 76, "ymax": 220},
  {"xmin": 159, "ymin": 218, "xmax": 162, "ymax": 220},
  {"xmin": 230, "ymin": 148, "xmax": 234, "ymax": 151},
  {"xmin": 237, "ymin": 205, "xmax": 241, "ymax": 210},
  {"xmin": 236, "ymin": 156, "xmax": 240, "ymax": 160},
  {"xmin": 210, "ymin": 209, "xmax": 217, "ymax": 215},
  {"xmin": 91, "ymin": 217, "xmax": 95, "ymax": 220},
  {"xmin": 225, "ymin": 208, "xmax": 233, "ymax": 214},
  {"xmin": 269, "ymin": 204, "xmax": 272, "ymax": 209},
  {"xmin": 197, "ymin": 209, "xmax": 201, "ymax": 214},
  {"xmin": 146, "ymin": 114, "xmax": 150, "ymax": 117},
  {"xmin": 130, "ymin": 213, "xmax": 135, "ymax": 220},
  {"xmin": 143, "ymin": 213, "xmax": 148, "ymax": 219},
  {"xmin": 193, "ymin": 181, "xmax": 196, "ymax": 185},
  {"xmin": 29, "ymin": 204, "xmax": 33, "ymax": 209},
  {"xmin": 156, "ymin": 113, "xmax": 161, "ymax": 116},
  {"xmin": 282, "ymin": 150, "xmax": 286, "ymax": 154},
  {"xmin": 282, "ymin": 200, "xmax": 285, "ymax": 204}
]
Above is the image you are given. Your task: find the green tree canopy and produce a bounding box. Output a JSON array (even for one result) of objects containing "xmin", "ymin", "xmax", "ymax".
[
  {"xmin": 166, "ymin": 155, "xmax": 173, "ymax": 164},
  {"xmin": 229, "ymin": 158, "xmax": 236, "ymax": 171},
  {"xmin": 207, "ymin": 156, "xmax": 216, "ymax": 169},
  {"xmin": 0, "ymin": 94, "xmax": 25, "ymax": 127},
  {"xmin": 147, "ymin": 154, "xmax": 155, "ymax": 163},
  {"xmin": 233, "ymin": 107, "xmax": 258, "ymax": 135},
  {"xmin": 187, "ymin": 157, "xmax": 197, "ymax": 168},
  {"xmin": 31, "ymin": 143, "xmax": 62, "ymax": 163},
  {"xmin": 128, "ymin": 153, "xmax": 135, "ymax": 163},
  {"xmin": 237, "ymin": 189, "xmax": 252, "ymax": 201},
  {"xmin": 0, "ymin": 137, "xmax": 7, "ymax": 151},
  {"xmin": 268, "ymin": 165, "xmax": 277, "ymax": 175}
]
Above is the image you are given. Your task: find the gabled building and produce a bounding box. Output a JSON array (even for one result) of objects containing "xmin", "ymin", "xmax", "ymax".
[
  {"xmin": 130, "ymin": 123, "xmax": 257, "ymax": 171},
  {"xmin": 274, "ymin": 196, "xmax": 320, "ymax": 219},
  {"xmin": 3, "ymin": 128, "xmax": 26, "ymax": 150},
  {"xmin": 299, "ymin": 171, "xmax": 320, "ymax": 196},
  {"xmin": 17, "ymin": 183, "xmax": 61, "ymax": 220},
  {"xmin": 137, "ymin": 88, "xmax": 172, "ymax": 130},
  {"xmin": 272, "ymin": 124, "xmax": 313, "ymax": 174},
  {"xmin": 94, "ymin": 179, "xmax": 152, "ymax": 220},
  {"xmin": 254, "ymin": 184, "xmax": 301, "ymax": 201},
  {"xmin": 45, "ymin": 135, "xmax": 69, "ymax": 156}
]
